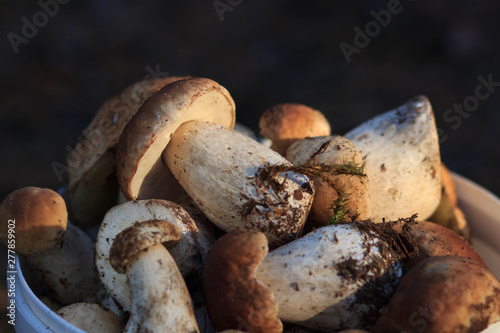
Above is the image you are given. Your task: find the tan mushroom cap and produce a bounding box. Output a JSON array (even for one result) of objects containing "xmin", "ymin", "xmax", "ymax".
[
  {"xmin": 67, "ymin": 76, "xmax": 189, "ymax": 227},
  {"xmin": 109, "ymin": 219, "xmax": 181, "ymax": 274},
  {"xmin": 0, "ymin": 187, "xmax": 67, "ymax": 255},
  {"xmin": 57, "ymin": 302, "xmax": 122, "ymax": 333},
  {"xmin": 371, "ymin": 256, "xmax": 500, "ymax": 333},
  {"xmin": 259, "ymin": 103, "xmax": 331, "ymax": 156},
  {"xmin": 202, "ymin": 229, "xmax": 282, "ymax": 333},
  {"xmin": 116, "ymin": 77, "xmax": 236, "ymax": 200},
  {"xmin": 391, "ymin": 220, "xmax": 486, "ymax": 268}
]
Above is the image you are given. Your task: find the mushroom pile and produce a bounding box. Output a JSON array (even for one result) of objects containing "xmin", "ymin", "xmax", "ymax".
[{"xmin": 1, "ymin": 77, "xmax": 500, "ymax": 333}]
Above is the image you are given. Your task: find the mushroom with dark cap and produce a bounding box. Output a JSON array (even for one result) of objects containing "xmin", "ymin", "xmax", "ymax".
[{"xmin": 109, "ymin": 219, "xmax": 199, "ymax": 332}]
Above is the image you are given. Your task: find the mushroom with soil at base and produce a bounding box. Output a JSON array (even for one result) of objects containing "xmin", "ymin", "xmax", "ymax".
[
  {"xmin": 117, "ymin": 77, "xmax": 315, "ymax": 247},
  {"xmin": 286, "ymin": 135, "xmax": 370, "ymax": 229},
  {"xmin": 109, "ymin": 219, "xmax": 199, "ymax": 332},
  {"xmin": 0, "ymin": 187, "xmax": 112, "ymax": 307},
  {"xmin": 67, "ymin": 76, "xmax": 189, "ymax": 228},
  {"xmin": 202, "ymin": 223, "xmax": 414, "ymax": 333},
  {"xmin": 344, "ymin": 95, "xmax": 442, "ymax": 222},
  {"xmin": 259, "ymin": 103, "xmax": 331, "ymax": 156}
]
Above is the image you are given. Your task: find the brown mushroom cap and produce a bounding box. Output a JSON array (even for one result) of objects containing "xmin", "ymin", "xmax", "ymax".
[
  {"xmin": 0, "ymin": 187, "xmax": 67, "ymax": 255},
  {"xmin": 202, "ymin": 229, "xmax": 282, "ymax": 333},
  {"xmin": 259, "ymin": 103, "xmax": 331, "ymax": 156},
  {"xmin": 116, "ymin": 77, "xmax": 236, "ymax": 201},
  {"xmin": 109, "ymin": 219, "xmax": 181, "ymax": 274},
  {"xmin": 392, "ymin": 220, "xmax": 486, "ymax": 268},
  {"xmin": 371, "ymin": 256, "xmax": 500, "ymax": 333}
]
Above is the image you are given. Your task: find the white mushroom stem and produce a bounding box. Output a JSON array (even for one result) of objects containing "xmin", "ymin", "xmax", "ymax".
[
  {"xmin": 255, "ymin": 223, "xmax": 407, "ymax": 332},
  {"xmin": 28, "ymin": 222, "xmax": 106, "ymax": 306},
  {"xmin": 124, "ymin": 243, "xmax": 199, "ymax": 333},
  {"xmin": 163, "ymin": 120, "xmax": 315, "ymax": 247}
]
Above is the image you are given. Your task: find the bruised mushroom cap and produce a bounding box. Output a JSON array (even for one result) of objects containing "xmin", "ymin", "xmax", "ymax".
[
  {"xmin": 259, "ymin": 103, "xmax": 331, "ymax": 156},
  {"xmin": 392, "ymin": 220, "xmax": 486, "ymax": 268},
  {"xmin": 202, "ymin": 229, "xmax": 283, "ymax": 333},
  {"xmin": 56, "ymin": 302, "xmax": 122, "ymax": 333},
  {"xmin": 0, "ymin": 187, "xmax": 67, "ymax": 255},
  {"xmin": 371, "ymin": 256, "xmax": 500, "ymax": 333},
  {"xmin": 116, "ymin": 77, "xmax": 236, "ymax": 200},
  {"xmin": 109, "ymin": 219, "xmax": 181, "ymax": 274}
]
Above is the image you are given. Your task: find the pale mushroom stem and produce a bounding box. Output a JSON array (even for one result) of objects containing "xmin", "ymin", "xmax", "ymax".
[{"xmin": 124, "ymin": 243, "xmax": 199, "ymax": 333}]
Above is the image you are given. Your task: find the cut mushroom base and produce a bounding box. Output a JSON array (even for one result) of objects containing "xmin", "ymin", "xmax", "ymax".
[
  {"xmin": 95, "ymin": 199, "xmax": 216, "ymax": 311},
  {"xmin": 164, "ymin": 120, "xmax": 315, "ymax": 247},
  {"xmin": 109, "ymin": 220, "xmax": 199, "ymax": 333},
  {"xmin": 344, "ymin": 95, "xmax": 442, "ymax": 222},
  {"xmin": 203, "ymin": 223, "xmax": 412, "ymax": 333}
]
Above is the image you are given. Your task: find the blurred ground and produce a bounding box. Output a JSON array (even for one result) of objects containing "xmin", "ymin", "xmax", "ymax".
[{"xmin": 1, "ymin": 1, "xmax": 499, "ymax": 332}]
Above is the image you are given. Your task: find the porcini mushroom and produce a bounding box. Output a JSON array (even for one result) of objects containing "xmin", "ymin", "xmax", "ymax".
[
  {"xmin": 371, "ymin": 256, "xmax": 500, "ymax": 333},
  {"xmin": 68, "ymin": 76, "xmax": 189, "ymax": 227},
  {"xmin": 109, "ymin": 219, "xmax": 199, "ymax": 332},
  {"xmin": 0, "ymin": 187, "xmax": 104, "ymax": 305},
  {"xmin": 344, "ymin": 96, "xmax": 442, "ymax": 222},
  {"xmin": 57, "ymin": 302, "xmax": 122, "ymax": 333},
  {"xmin": 259, "ymin": 103, "xmax": 331, "ymax": 156},
  {"xmin": 95, "ymin": 199, "xmax": 215, "ymax": 311},
  {"xmin": 390, "ymin": 219, "xmax": 486, "ymax": 268},
  {"xmin": 286, "ymin": 135, "xmax": 370, "ymax": 228},
  {"xmin": 428, "ymin": 163, "xmax": 470, "ymax": 239},
  {"xmin": 164, "ymin": 120, "xmax": 315, "ymax": 247},
  {"xmin": 116, "ymin": 77, "xmax": 236, "ymax": 201},
  {"xmin": 203, "ymin": 224, "xmax": 412, "ymax": 332}
]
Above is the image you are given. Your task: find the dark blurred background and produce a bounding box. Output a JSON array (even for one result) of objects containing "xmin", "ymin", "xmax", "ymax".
[{"xmin": 1, "ymin": 1, "xmax": 499, "ymax": 331}]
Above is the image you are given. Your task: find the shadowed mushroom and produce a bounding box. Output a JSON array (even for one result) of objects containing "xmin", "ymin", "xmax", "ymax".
[
  {"xmin": 371, "ymin": 256, "xmax": 500, "ymax": 333},
  {"xmin": 344, "ymin": 96, "xmax": 442, "ymax": 222},
  {"xmin": 203, "ymin": 224, "xmax": 413, "ymax": 332},
  {"xmin": 57, "ymin": 302, "xmax": 122, "ymax": 333},
  {"xmin": 109, "ymin": 219, "xmax": 199, "ymax": 332},
  {"xmin": 286, "ymin": 135, "xmax": 370, "ymax": 228},
  {"xmin": 116, "ymin": 77, "xmax": 235, "ymax": 201},
  {"xmin": 95, "ymin": 199, "xmax": 216, "ymax": 312},
  {"xmin": 164, "ymin": 120, "xmax": 315, "ymax": 247},
  {"xmin": 67, "ymin": 76, "xmax": 189, "ymax": 227},
  {"xmin": 259, "ymin": 103, "xmax": 331, "ymax": 156},
  {"xmin": 0, "ymin": 187, "xmax": 105, "ymax": 305},
  {"xmin": 428, "ymin": 163, "xmax": 470, "ymax": 239}
]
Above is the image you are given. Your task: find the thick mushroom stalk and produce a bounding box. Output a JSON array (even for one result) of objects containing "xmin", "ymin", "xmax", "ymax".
[
  {"xmin": 56, "ymin": 302, "xmax": 122, "ymax": 333},
  {"xmin": 286, "ymin": 135, "xmax": 370, "ymax": 228},
  {"xmin": 163, "ymin": 120, "xmax": 315, "ymax": 247},
  {"xmin": 203, "ymin": 225, "xmax": 412, "ymax": 332},
  {"xmin": 110, "ymin": 219, "xmax": 199, "ymax": 333},
  {"xmin": 0, "ymin": 187, "xmax": 106, "ymax": 306},
  {"xmin": 344, "ymin": 96, "xmax": 442, "ymax": 222}
]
